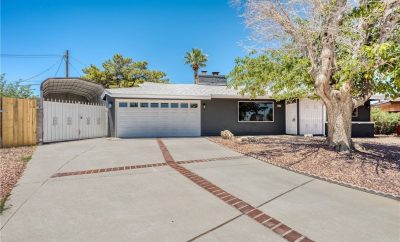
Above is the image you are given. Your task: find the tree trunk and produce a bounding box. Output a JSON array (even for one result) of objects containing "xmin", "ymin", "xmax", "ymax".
[
  {"xmin": 325, "ymin": 96, "xmax": 354, "ymax": 152},
  {"xmin": 193, "ymin": 66, "xmax": 199, "ymax": 84}
]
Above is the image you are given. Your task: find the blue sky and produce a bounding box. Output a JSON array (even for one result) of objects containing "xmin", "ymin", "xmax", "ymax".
[{"xmin": 1, "ymin": 0, "xmax": 250, "ymax": 94}]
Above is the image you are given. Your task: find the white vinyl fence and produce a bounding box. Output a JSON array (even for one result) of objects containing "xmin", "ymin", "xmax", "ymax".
[{"xmin": 43, "ymin": 100, "xmax": 108, "ymax": 143}]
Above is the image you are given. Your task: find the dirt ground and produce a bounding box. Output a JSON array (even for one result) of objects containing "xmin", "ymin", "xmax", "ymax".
[
  {"xmin": 0, "ymin": 146, "xmax": 36, "ymax": 212},
  {"xmin": 210, "ymin": 135, "xmax": 400, "ymax": 197}
]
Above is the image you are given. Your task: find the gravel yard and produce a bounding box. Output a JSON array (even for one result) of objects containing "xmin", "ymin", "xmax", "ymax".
[
  {"xmin": 210, "ymin": 135, "xmax": 400, "ymax": 198},
  {"xmin": 0, "ymin": 146, "xmax": 35, "ymax": 212}
]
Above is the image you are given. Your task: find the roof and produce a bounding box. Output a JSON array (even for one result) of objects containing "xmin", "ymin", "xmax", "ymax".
[
  {"xmin": 102, "ymin": 82, "xmax": 271, "ymax": 100},
  {"xmin": 41, "ymin": 78, "xmax": 104, "ymax": 102}
]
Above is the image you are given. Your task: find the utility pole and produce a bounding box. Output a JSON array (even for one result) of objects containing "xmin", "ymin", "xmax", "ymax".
[{"xmin": 65, "ymin": 49, "xmax": 69, "ymax": 79}]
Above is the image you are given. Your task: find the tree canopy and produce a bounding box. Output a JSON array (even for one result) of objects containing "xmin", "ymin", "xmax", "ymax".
[
  {"xmin": 82, "ymin": 54, "xmax": 168, "ymax": 88},
  {"xmin": 0, "ymin": 74, "xmax": 35, "ymax": 99}
]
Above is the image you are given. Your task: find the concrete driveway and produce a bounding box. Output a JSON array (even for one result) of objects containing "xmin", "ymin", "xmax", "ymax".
[{"xmin": 1, "ymin": 138, "xmax": 399, "ymax": 242}]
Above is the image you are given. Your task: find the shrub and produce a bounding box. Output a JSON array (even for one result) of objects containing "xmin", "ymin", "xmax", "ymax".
[{"xmin": 371, "ymin": 108, "xmax": 400, "ymax": 134}]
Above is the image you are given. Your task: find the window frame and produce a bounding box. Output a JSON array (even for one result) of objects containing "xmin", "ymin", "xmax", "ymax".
[
  {"xmin": 140, "ymin": 102, "xmax": 149, "ymax": 108},
  {"xmin": 129, "ymin": 102, "xmax": 138, "ymax": 108},
  {"xmin": 180, "ymin": 103, "xmax": 189, "ymax": 108},
  {"xmin": 150, "ymin": 103, "xmax": 159, "ymax": 108},
  {"xmin": 160, "ymin": 103, "xmax": 169, "ymax": 108},
  {"xmin": 237, "ymin": 101, "xmax": 274, "ymax": 123},
  {"xmin": 171, "ymin": 103, "xmax": 179, "ymax": 108},
  {"xmin": 119, "ymin": 102, "xmax": 128, "ymax": 108}
]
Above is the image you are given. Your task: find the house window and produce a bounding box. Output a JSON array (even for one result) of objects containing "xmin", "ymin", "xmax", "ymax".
[
  {"xmin": 352, "ymin": 108, "xmax": 358, "ymax": 117},
  {"xmin": 130, "ymin": 102, "xmax": 138, "ymax": 108},
  {"xmin": 171, "ymin": 103, "xmax": 179, "ymax": 108},
  {"xmin": 161, "ymin": 103, "xmax": 169, "ymax": 108},
  {"xmin": 180, "ymin": 103, "xmax": 189, "ymax": 108},
  {"xmin": 151, "ymin": 103, "xmax": 159, "ymax": 108},
  {"xmin": 190, "ymin": 103, "xmax": 198, "ymax": 108},
  {"xmin": 238, "ymin": 101, "xmax": 274, "ymax": 122},
  {"xmin": 119, "ymin": 102, "xmax": 128, "ymax": 108},
  {"xmin": 140, "ymin": 103, "xmax": 149, "ymax": 108}
]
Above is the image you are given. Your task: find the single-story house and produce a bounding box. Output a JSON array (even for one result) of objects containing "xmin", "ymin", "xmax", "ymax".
[
  {"xmin": 373, "ymin": 98, "xmax": 400, "ymax": 113},
  {"xmin": 102, "ymin": 72, "xmax": 374, "ymax": 138}
]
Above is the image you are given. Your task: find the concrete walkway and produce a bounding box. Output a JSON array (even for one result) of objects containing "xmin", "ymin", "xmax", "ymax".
[{"xmin": 1, "ymin": 138, "xmax": 399, "ymax": 242}]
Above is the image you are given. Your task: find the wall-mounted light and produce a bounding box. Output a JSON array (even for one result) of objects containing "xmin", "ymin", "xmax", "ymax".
[
  {"xmin": 203, "ymin": 103, "xmax": 206, "ymax": 110},
  {"xmin": 108, "ymin": 102, "xmax": 113, "ymax": 108}
]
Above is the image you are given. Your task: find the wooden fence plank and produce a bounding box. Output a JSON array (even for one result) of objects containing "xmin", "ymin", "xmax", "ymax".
[{"xmin": 1, "ymin": 97, "xmax": 37, "ymax": 148}]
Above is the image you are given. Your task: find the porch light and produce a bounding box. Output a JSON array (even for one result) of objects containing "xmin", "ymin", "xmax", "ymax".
[{"xmin": 203, "ymin": 103, "xmax": 206, "ymax": 110}]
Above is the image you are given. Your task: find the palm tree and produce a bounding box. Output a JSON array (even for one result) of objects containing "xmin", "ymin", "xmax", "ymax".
[{"xmin": 184, "ymin": 48, "xmax": 208, "ymax": 84}]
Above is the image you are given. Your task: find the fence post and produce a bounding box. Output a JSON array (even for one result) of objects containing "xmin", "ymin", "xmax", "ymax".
[{"xmin": 36, "ymin": 97, "xmax": 43, "ymax": 145}]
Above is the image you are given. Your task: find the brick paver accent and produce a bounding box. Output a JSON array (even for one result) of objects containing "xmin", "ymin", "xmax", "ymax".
[
  {"xmin": 156, "ymin": 138, "xmax": 314, "ymax": 242},
  {"xmin": 50, "ymin": 155, "xmax": 245, "ymax": 178},
  {"xmin": 50, "ymin": 162, "xmax": 167, "ymax": 178}
]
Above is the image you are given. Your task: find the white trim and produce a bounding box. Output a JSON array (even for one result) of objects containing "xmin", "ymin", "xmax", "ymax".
[{"xmin": 237, "ymin": 101, "xmax": 275, "ymax": 123}]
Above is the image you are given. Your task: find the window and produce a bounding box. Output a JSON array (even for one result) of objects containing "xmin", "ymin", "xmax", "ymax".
[
  {"xmin": 171, "ymin": 103, "xmax": 179, "ymax": 108},
  {"xmin": 238, "ymin": 101, "xmax": 274, "ymax": 122},
  {"xmin": 190, "ymin": 103, "xmax": 198, "ymax": 108},
  {"xmin": 130, "ymin": 102, "xmax": 138, "ymax": 108},
  {"xmin": 180, "ymin": 103, "xmax": 189, "ymax": 108},
  {"xmin": 119, "ymin": 102, "xmax": 128, "ymax": 108},
  {"xmin": 140, "ymin": 103, "xmax": 149, "ymax": 108},
  {"xmin": 352, "ymin": 108, "xmax": 358, "ymax": 117},
  {"xmin": 161, "ymin": 103, "xmax": 169, "ymax": 108},
  {"xmin": 151, "ymin": 103, "xmax": 159, "ymax": 108}
]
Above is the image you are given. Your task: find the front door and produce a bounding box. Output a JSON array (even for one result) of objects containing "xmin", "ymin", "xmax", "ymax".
[{"xmin": 286, "ymin": 100, "xmax": 297, "ymax": 135}]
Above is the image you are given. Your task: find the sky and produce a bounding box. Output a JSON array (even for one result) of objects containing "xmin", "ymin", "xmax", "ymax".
[{"xmin": 1, "ymin": 0, "xmax": 250, "ymax": 95}]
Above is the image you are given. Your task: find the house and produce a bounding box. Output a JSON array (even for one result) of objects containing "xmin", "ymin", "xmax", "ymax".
[
  {"xmin": 373, "ymin": 98, "xmax": 400, "ymax": 113},
  {"xmin": 102, "ymin": 72, "xmax": 374, "ymax": 138}
]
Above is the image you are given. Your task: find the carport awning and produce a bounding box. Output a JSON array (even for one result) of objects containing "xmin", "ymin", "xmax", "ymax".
[{"xmin": 41, "ymin": 78, "xmax": 104, "ymax": 102}]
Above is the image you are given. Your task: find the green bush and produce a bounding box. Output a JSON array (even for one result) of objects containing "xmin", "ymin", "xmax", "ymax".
[{"xmin": 371, "ymin": 108, "xmax": 400, "ymax": 134}]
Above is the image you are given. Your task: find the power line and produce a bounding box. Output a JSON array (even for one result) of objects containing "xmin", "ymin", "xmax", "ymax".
[
  {"xmin": 19, "ymin": 57, "xmax": 63, "ymax": 82},
  {"xmin": 69, "ymin": 61, "xmax": 82, "ymax": 77},
  {"xmin": 54, "ymin": 56, "xmax": 65, "ymax": 77},
  {"xmin": 70, "ymin": 56, "xmax": 88, "ymax": 67}
]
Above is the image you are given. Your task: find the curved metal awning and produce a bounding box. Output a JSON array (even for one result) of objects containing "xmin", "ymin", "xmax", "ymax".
[{"xmin": 41, "ymin": 78, "xmax": 104, "ymax": 102}]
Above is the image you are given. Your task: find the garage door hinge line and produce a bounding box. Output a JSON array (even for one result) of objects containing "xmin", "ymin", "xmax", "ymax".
[{"xmin": 156, "ymin": 138, "xmax": 314, "ymax": 242}]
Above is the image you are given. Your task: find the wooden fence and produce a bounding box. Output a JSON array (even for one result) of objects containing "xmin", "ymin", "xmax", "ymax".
[{"xmin": 0, "ymin": 97, "xmax": 37, "ymax": 148}]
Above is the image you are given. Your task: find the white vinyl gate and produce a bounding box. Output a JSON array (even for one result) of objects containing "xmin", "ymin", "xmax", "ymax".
[{"xmin": 43, "ymin": 100, "xmax": 108, "ymax": 143}]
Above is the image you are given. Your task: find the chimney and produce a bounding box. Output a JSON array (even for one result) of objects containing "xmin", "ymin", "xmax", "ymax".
[
  {"xmin": 212, "ymin": 71, "xmax": 220, "ymax": 76},
  {"xmin": 201, "ymin": 70, "xmax": 207, "ymax": 75}
]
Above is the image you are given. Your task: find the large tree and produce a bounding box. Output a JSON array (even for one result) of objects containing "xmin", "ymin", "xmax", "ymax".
[
  {"xmin": 184, "ymin": 48, "xmax": 208, "ymax": 84},
  {"xmin": 230, "ymin": 0, "xmax": 399, "ymax": 151},
  {"xmin": 82, "ymin": 54, "xmax": 168, "ymax": 88}
]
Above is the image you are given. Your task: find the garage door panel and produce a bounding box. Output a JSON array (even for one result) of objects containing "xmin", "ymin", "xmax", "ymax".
[{"xmin": 116, "ymin": 99, "xmax": 201, "ymax": 138}]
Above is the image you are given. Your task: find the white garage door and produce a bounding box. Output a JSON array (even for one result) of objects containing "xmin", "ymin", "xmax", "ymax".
[{"xmin": 116, "ymin": 99, "xmax": 201, "ymax": 138}]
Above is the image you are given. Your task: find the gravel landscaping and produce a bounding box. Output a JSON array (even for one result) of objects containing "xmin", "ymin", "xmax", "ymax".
[
  {"xmin": 210, "ymin": 135, "xmax": 400, "ymax": 198},
  {"xmin": 0, "ymin": 146, "xmax": 35, "ymax": 213}
]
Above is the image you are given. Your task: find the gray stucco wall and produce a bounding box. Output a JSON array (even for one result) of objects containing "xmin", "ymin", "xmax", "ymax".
[
  {"xmin": 105, "ymin": 96, "xmax": 116, "ymax": 137},
  {"xmin": 201, "ymin": 99, "xmax": 286, "ymax": 136}
]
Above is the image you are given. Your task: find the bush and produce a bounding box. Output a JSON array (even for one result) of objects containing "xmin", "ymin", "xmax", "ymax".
[{"xmin": 371, "ymin": 108, "xmax": 400, "ymax": 134}]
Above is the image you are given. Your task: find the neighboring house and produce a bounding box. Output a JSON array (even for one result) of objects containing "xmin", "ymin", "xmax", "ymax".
[
  {"xmin": 102, "ymin": 72, "xmax": 374, "ymax": 138},
  {"xmin": 373, "ymin": 98, "xmax": 400, "ymax": 113}
]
